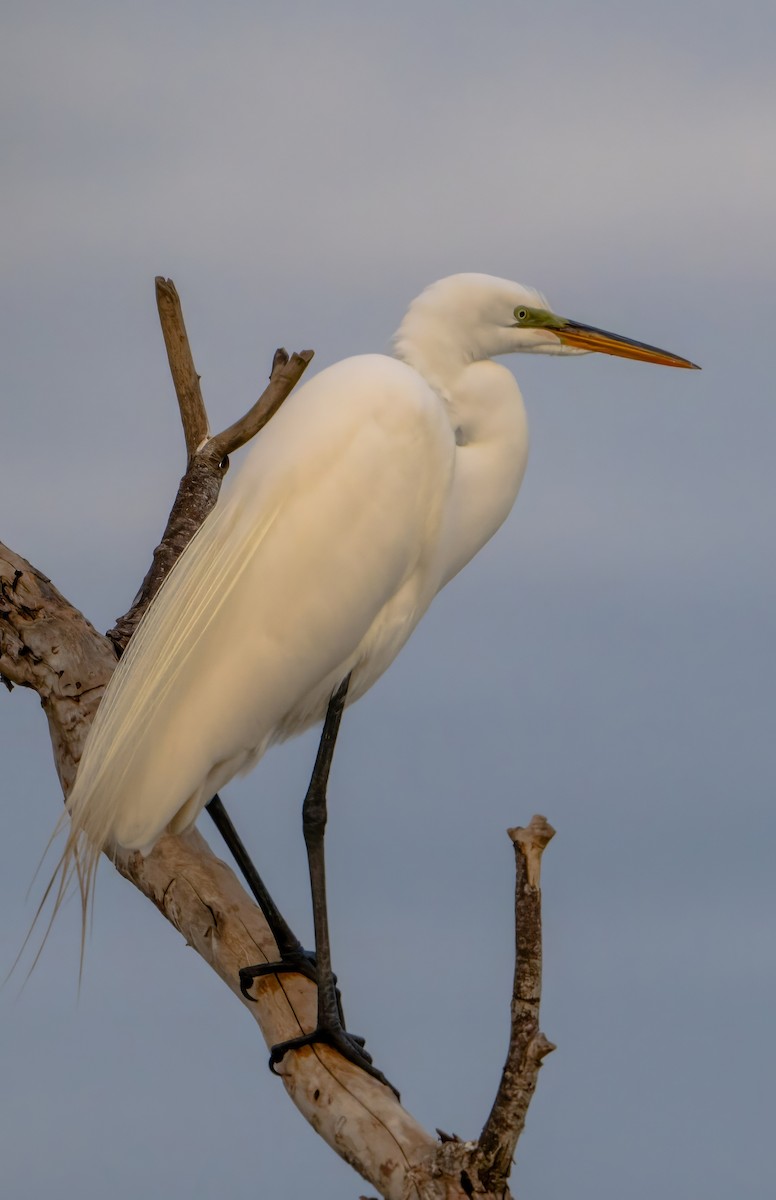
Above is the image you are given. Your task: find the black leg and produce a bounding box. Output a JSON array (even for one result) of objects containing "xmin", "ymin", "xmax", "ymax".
[
  {"xmin": 302, "ymin": 674, "xmax": 349, "ymax": 1031},
  {"xmin": 205, "ymin": 794, "xmax": 323, "ymax": 994},
  {"xmin": 267, "ymin": 675, "xmax": 397, "ymax": 1094},
  {"xmin": 206, "ymin": 794, "xmax": 304, "ymax": 961}
]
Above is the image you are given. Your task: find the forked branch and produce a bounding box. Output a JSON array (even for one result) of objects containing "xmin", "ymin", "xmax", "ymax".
[{"xmin": 107, "ymin": 279, "xmax": 314, "ymax": 652}]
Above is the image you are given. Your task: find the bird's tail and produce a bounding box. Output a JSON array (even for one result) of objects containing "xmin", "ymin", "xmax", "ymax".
[
  {"xmin": 27, "ymin": 488, "xmax": 282, "ymax": 974},
  {"xmin": 10, "ymin": 805, "xmax": 99, "ymax": 986}
]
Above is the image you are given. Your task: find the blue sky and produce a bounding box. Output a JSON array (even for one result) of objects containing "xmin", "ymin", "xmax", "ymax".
[{"xmin": 2, "ymin": 3, "xmax": 774, "ymax": 1198}]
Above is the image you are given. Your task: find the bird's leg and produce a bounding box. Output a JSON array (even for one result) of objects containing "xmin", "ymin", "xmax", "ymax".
[
  {"xmin": 267, "ymin": 674, "xmax": 397, "ymax": 1094},
  {"xmin": 205, "ymin": 795, "xmax": 334, "ymax": 1001},
  {"xmin": 208, "ymin": 792, "xmax": 349, "ymax": 1026}
]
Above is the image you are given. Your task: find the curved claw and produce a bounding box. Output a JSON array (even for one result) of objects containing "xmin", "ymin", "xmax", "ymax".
[
  {"xmin": 239, "ymin": 953, "xmax": 346, "ymax": 1026},
  {"xmin": 239, "ymin": 969, "xmax": 259, "ymax": 1002},
  {"xmin": 270, "ymin": 1030, "xmax": 373, "ymax": 1070},
  {"xmin": 239, "ymin": 948, "xmax": 320, "ymax": 1002}
]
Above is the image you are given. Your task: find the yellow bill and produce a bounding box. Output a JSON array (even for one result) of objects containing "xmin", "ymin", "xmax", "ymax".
[{"xmin": 513, "ymin": 305, "xmax": 700, "ymax": 369}]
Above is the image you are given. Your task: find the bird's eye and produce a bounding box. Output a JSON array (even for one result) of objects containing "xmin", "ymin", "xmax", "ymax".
[{"xmin": 516, "ymin": 309, "xmax": 528, "ymax": 322}]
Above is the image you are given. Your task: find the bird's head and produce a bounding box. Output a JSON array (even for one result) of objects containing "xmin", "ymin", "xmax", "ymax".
[
  {"xmin": 509, "ymin": 299, "xmax": 699, "ymax": 369},
  {"xmin": 395, "ymin": 273, "xmax": 699, "ymax": 376}
]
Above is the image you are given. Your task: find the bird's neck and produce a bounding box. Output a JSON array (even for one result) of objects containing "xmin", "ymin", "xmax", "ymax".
[
  {"xmin": 394, "ymin": 302, "xmax": 530, "ymax": 588},
  {"xmin": 434, "ymin": 359, "xmax": 529, "ymax": 587},
  {"xmin": 393, "ymin": 281, "xmax": 525, "ymax": 399},
  {"xmin": 393, "ymin": 308, "xmax": 472, "ymax": 402},
  {"xmin": 395, "ymin": 314, "xmax": 527, "ymax": 590}
]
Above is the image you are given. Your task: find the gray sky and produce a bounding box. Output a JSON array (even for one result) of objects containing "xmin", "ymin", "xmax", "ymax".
[{"xmin": 2, "ymin": 2, "xmax": 774, "ymax": 1197}]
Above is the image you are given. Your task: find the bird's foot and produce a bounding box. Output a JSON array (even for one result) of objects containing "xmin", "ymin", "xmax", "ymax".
[
  {"xmin": 240, "ymin": 950, "xmax": 348, "ymax": 1028},
  {"xmin": 269, "ymin": 1022, "xmax": 399, "ymax": 1097},
  {"xmin": 241, "ymin": 951, "xmax": 396, "ymax": 1095},
  {"xmin": 240, "ymin": 947, "xmax": 320, "ymax": 999}
]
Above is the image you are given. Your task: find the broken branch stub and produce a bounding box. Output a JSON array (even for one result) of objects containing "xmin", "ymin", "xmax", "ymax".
[
  {"xmin": 155, "ymin": 276, "xmax": 209, "ymax": 459},
  {"xmin": 475, "ymin": 814, "xmax": 556, "ymax": 1193}
]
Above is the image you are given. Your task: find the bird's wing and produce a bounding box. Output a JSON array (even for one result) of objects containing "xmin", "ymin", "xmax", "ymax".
[{"xmin": 63, "ymin": 354, "xmax": 454, "ymax": 873}]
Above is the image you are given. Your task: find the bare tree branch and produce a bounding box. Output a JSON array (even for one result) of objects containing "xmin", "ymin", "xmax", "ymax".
[
  {"xmin": 0, "ymin": 539, "xmax": 444, "ymax": 1196},
  {"xmin": 114, "ymin": 828, "xmax": 439, "ymax": 1198},
  {"xmin": 0, "ymin": 544, "xmax": 116, "ymax": 791},
  {"xmin": 155, "ymin": 277, "xmax": 210, "ymax": 458},
  {"xmin": 204, "ymin": 347, "xmax": 315, "ymax": 463},
  {"xmin": 475, "ymin": 815, "xmax": 557, "ymax": 1192}
]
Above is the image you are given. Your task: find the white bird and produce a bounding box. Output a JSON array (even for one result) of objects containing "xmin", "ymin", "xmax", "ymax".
[{"xmin": 55, "ymin": 273, "xmax": 697, "ymax": 1083}]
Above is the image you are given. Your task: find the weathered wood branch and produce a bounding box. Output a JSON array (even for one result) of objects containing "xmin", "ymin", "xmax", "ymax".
[
  {"xmin": 2, "ymin": 279, "xmax": 556, "ymax": 1197},
  {"xmin": 0, "ymin": 536, "xmax": 452, "ymax": 1197},
  {"xmin": 155, "ymin": 277, "xmax": 210, "ymax": 458},
  {"xmin": 0, "ymin": 544, "xmax": 116, "ymax": 792},
  {"xmin": 475, "ymin": 816, "xmax": 557, "ymax": 1192}
]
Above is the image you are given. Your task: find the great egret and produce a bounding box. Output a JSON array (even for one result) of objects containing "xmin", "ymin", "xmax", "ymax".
[{"xmin": 56, "ymin": 273, "xmax": 698, "ymax": 1085}]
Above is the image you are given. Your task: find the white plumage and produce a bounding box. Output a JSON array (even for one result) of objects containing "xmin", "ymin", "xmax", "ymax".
[{"xmin": 56, "ymin": 272, "xmax": 695, "ymax": 917}]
